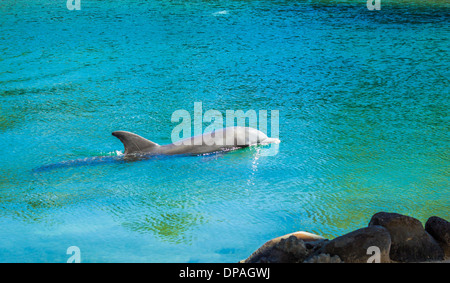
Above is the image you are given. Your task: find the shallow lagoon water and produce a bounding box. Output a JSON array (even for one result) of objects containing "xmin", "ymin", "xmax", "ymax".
[{"xmin": 0, "ymin": 0, "xmax": 449, "ymax": 262}]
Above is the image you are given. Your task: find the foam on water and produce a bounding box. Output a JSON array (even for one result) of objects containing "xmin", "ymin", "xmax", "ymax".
[{"xmin": 212, "ymin": 10, "xmax": 230, "ymax": 16}]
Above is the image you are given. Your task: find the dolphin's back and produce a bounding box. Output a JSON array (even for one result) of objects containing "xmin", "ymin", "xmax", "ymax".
[
  {"xmin": 112, "ymin": 131, "xmax": 160, "ymax": 155},
  {"xmin": 112, "ymin": 127, "xmax": 279, "ymax": 156}
]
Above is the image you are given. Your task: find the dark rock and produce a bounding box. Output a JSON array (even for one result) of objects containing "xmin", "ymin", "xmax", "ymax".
[
  {"xmin": 321, "ymin": 226, "xmax": 391, "ymax": 263},
  {"xmin": 425, "ymin": 216, "xmax": 450, "ymax": 257},
  {"xmin": 369, "ymin": 212, "xmax": 444, "ymax": 262},
  {"xmin": 304, "ymin": 253, "xmax": 342, "ymax": 263},
  {"xmin": 241, "ymin": 231, "xmax": 326, "ymax": 263}
]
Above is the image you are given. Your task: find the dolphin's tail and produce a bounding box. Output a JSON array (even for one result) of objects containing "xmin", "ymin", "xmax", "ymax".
[{"xmin": 112, "ymin": 131, "xmax": 160, "ymax": 155}]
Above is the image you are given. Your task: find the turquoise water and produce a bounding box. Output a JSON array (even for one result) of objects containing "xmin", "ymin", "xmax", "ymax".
[{"xmin": 0, "ymin": 0, "xmax": 449, "ymax": 262}]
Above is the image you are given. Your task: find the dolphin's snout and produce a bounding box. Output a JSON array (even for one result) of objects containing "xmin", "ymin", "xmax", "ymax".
[{"xmin": 261, "ymin": 138, "xmax": 280, "ymax": 145}]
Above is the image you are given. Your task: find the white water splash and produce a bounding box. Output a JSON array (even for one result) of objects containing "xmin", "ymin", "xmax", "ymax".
[
  {"xmin": 105, "ymin": 150, "xmax": 124, "ymax": 156},
  {"xmin": 212, "ymin": 10, "xmax": 229, "ymax": 16}
]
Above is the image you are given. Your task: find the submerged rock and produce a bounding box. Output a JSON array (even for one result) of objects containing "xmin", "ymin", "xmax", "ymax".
[
  {"xmin": 321, "ymin": 226, "xmax": 391, "ymax": 263},
  {"xmin": 240, "ymin": 231, "xmax": 326, "ymax": 263},
  {"xmin": 369, "ymin": 212, "xmax": 444, "ymax": 262},
  {"xmin": 425, "ymin": 216, "xmax": 450, "ymax": 258}
]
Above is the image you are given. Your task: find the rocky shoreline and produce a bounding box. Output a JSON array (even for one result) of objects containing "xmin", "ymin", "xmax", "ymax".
[{"xmin": 240, "ymin": 212, "xmax": 449, "ymax": 263}]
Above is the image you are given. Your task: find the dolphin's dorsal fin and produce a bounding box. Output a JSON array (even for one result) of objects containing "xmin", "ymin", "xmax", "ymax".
[{"xmin": 112, "ymin": 131, "xmax": 160, "ymax": 155}]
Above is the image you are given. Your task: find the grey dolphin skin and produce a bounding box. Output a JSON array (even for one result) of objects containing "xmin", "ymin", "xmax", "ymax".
[{"xmin": 112, "ymin": 126, "xmax": 280, "ymax": 156}]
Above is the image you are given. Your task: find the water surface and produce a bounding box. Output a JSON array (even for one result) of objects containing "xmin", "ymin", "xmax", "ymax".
[{"xmin": 0, "ymin": 0, "xmax": 448, "ymax": 262}]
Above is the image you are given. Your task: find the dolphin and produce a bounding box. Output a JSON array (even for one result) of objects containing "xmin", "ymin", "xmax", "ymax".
[
  {"xmin": 32, "ymin": 127, "xmax": 279, "ymax": 173},
  {"xmin": 112, "ymin": 126, "xmax": 280, "ymax": 157}
]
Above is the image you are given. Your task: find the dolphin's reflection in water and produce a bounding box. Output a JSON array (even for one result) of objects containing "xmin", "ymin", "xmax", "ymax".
[
  {"xmin": 31, "ymin": 151, "xmax": 229, "ymax": 173},
  {"xmin": 32, "ymin": 155, "xmax": 129, "ymax": 173}
]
